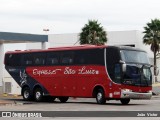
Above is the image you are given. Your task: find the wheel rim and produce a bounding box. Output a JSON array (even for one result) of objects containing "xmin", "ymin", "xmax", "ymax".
[
  {"xmin": 24, "ymin": 90, "xmax": 29, "ymax": 99},
  {"xmin": 36, "ymin": 91, "xmax": 41, "ymax": 100},
  {"xmin": 97, "ymin": 92, "xmax": 102, "ymax": 101}
]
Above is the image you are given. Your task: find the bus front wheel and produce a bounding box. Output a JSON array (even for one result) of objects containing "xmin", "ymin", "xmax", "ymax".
[
  {"xmin": 120, "ymin": 98, "xmax": 130, "ymax": 105},
  {"xmin": 22, "ymin": 87, "xmax": 32, "ymax": 101},
  {"xmin": 34, "ymin": 88, "xmax": 43, "ymax": 102},
  {"xmin": 96, "ymin": 89, "xmax": 106, "ymax": 104},
  {"xmin": 59, "ymin": 97, "xmax": 69, "ymax": 103}
]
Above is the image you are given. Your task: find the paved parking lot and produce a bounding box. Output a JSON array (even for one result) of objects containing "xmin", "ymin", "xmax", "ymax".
[
  {"xmin": 0, "ymin": 84, "xmax": 160, "ymax": 119},
  {"xmin": 0, "ymin": 95, "xmax": 160, "ymax": 119},
  {"xmin": 0, "ymin": 95, "xmax": 160, "ymax": 111}
]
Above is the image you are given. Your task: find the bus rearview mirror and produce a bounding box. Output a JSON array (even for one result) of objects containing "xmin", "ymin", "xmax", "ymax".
[
  {"xmin": 119, "ymin": 60, "xmax": 126, "ymax": 73},
  {"xmin": 122, "ymin": 64, "xmax": 126, "ymax": 73}
]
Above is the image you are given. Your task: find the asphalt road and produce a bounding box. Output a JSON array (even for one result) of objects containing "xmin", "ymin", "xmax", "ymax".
[
  {"xmin": 0, "ymin": 85, "xmax": 159, "ymax": 120},
  {"xmin": 153, "ymin": 86, "xmax": 160, "ymax": 95},
  {"xmin": 0, "ymin": 96, "xmax": 160, "ymax": 111},
  {"xmin": 0, "ymin": 96, "xmax": 160, "ymax": 120}
]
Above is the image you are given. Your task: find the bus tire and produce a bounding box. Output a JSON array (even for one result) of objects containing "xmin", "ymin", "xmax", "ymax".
[
  {"xmin": 22, "ymin": 87, "xmax": 32, "ymax": 101},
  {"xmin": 120, "ymin": 99, "xmax": 130, "ymax": 105},
  {"xmin": 96, "ymin": 89, "xmax": 106, "ymax": 104},
  {"xmin": 34, "ymin": 88, "xmax": 43, "ymax": 102},
  {"xmin": 59, "ymin": 97, "xmax": 69, "ymax": 103}
]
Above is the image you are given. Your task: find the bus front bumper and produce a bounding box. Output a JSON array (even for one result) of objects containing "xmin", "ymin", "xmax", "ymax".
[{"xmin": 121, "ymin": 89, "xmax": 152, "ymax": 99}]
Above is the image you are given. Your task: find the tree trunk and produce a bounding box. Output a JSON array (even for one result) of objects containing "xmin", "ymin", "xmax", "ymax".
[{"xmin": 154, "ymin": 50, "xmax": 158, "ymax": 82}]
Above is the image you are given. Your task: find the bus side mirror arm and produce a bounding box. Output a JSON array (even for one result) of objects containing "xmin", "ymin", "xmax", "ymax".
[
  {"xmin": 119, "ymin": 60, "xmax": 126, "ymax": 73},
  {"xmin": 122, "ymin": 64, "xmax": 126, "ymax": 73}
]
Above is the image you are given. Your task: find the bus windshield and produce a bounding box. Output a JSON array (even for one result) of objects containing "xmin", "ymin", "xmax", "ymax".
[
  {"xmin": 120, "ymin": 50, "xmax": 150, "ymax": 64},
  {"xmin": 122, "ymin": 65, "xmax": 152, "ymax": 86}
]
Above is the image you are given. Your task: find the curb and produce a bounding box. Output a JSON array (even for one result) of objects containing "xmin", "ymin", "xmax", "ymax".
[
  {"xmin": 152, "ymin": 82, "xmax": 160, "ymax": 87},
  {"xmin": 1, "ymin": 93, "xmax": 21, "ymax": 98},
  {"xmin": 0, "ymin": 100, "xmax": 14, "ymax": 105}
]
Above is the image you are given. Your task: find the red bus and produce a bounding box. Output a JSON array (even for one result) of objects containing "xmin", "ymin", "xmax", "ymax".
[{"xmin": 4, "ymin": 45, "xmax": 152, "ymax": 104}]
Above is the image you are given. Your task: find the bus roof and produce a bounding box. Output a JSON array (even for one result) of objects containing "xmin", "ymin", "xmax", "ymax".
[
  {"xmin": 110, "ymin": 46, "xmax": 146, "ymax": 52},
  {"xmin": 5, "ymin": 45, "xmax": 146, "ymax": 54},
  {"xmin": 5, "ymin": 45, "xmax": 107, "ymax": 54}
]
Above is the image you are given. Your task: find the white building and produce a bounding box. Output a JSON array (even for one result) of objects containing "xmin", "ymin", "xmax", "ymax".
[
  {"xmin": 2, "ymin": 30, "xmax": 158, "ymax": 95},
  {"xmin": 0, "ymin": 32, "xmax": 47, "ymax": 94}
]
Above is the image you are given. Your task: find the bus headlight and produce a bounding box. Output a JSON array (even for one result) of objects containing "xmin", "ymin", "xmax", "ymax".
[
  {"xmin": 148, "ymin": 90, "xmax": 152, "ymax": 93},
  {"xmin": 122, "ymin": 89, "xmax": 132, "ymax": 92},
  {"xmin": 121, "ymin": 89, "xmax": 132, "ymax": 97}
]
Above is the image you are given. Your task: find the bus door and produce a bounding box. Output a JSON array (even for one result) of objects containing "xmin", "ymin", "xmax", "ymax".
[
  {"xmin": 111, "ymin": 63, "xmax": 122, "ymax": 98},
  {"xmin": 106, "ymin": 63, "xmax": 122, "ymax": 98},
  {"xmin": 106, "ymin": 47, "xmax": 122, "ymax": 98}
]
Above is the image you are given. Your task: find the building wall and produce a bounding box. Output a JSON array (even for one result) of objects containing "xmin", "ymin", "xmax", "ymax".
[
  {"xmin": 0, "ymin": 87, "xmax": 2, "ymax": 94},
  {"xmin": 26, "ymin": 42, "xmax": 42, "ymax": 49},
  {"xmin": 0, "ymin": 44, "xmax": 4, "ymax": 94},
  {"xmin": 107, "ymin": 30, "xmax": 137, "ymax": 46},
  {"xmin": 3, "ymin": 43, "xmax": 26, "ymax": 94},
  {"xmin": 135, "ymin": 31, "xmax": 153, "ymax": 58},
  {"xmin": 49, "ymin": 33, "xmax": 79, "ymax": 47}
]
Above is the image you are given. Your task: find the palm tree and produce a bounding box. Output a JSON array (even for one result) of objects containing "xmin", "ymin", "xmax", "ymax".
[
  {"xmin": 143, "ymin": 19, "xmax": 160, "ymax": 82},
  {"xmin": 79, "ymin": 20, "xmax": 107, "ymax": 45}
]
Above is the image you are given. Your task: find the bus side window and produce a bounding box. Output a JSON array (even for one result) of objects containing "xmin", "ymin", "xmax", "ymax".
[
  {"xmin": 79, "ymin": 57, "xmax": 85, "ymax": 64},
  {"xmin": 61, "ymin": 52, "xmax": 74, "ymax": 65},
  {"xmin": 26, "ymin": 60, "xmax": 32, "ymax": 65},
  {"xmin": 62, "ymin": 57, "xmax": 73, "ymax": 64},
  {"xmin": 23, "ymin": 54, "xmax": 33, "ymax": 66},
  {"xmin": 75, "ymin": 50, "xmax": 88, "ymax": 65},
  {"xmin": 34, "ymin": 58, "xmax": 45, "ymax": 65},
  {"xmin": 5, "ymin": 54, "xmax": 22, "ymax": 66},
  {"xmin": 34, "ymin": 53, "xmax": 46, "ymax": 65},
  {"xmin": 51, "ymin": 58, "xmax": 58, "ymax": 64},
  {"xmin": 47, "ymin": 57, "xmax": 59, "ymax": 65},
  {"xmin": 46, "ymin": 52, "xmax": 59, "ymax": 65},
  {"xmin": 75, "ymin": 49, "xmax": 104, "ymax": 65}
]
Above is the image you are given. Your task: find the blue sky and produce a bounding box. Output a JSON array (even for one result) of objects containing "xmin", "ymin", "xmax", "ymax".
[{"xmin": 0, "ymin": 0, "xmax": 160, "ymax": 34}]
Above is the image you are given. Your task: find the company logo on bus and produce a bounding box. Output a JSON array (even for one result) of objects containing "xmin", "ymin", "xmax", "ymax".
[
  {"xmin": 20, "ymin": 70, "xmax": 27, "ymax": 86},
  {"xmin": 32, "ymin": 66, "xmax": 99, "ymax": 76},
  {"xmin": 33, "ymin": 69, "xmax": 61, "ymax": 76}
]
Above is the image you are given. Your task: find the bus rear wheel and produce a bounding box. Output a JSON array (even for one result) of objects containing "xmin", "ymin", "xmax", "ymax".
[
  {"xmin": 96, "ymin": 89, "xmax": 106, "ymax": 104},
  {"xmin": 22, "ymin": 87, "xmax": 32, "ymax": 101},
  {"xmin": 34, "ymin": 88, "xmax": 43, "ymax": 102},
  {"xmin": 59, "ymin": 97, "xmax": 69, "ymax": 103},
  {"xmin": 120, "ymin": 99, "xmax": 130, "ymax": 105}
]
